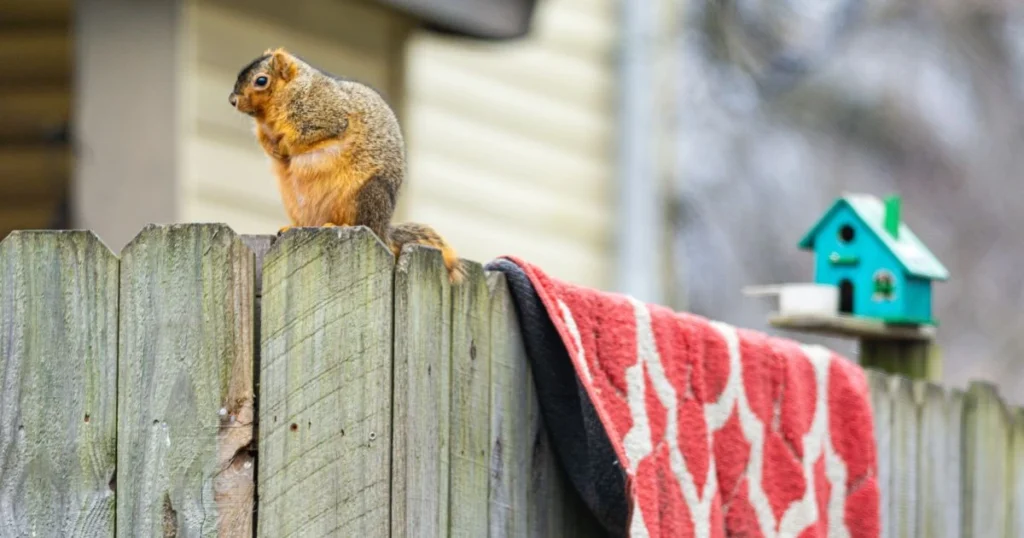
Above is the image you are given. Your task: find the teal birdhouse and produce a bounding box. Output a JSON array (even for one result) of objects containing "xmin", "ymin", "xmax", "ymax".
[{"xmin": 797, "ymin": 193, "xmax": 949, "ymax": 326}]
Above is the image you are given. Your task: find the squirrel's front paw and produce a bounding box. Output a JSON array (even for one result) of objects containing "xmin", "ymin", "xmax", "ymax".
[
  {"xmin": 277, "ymin": 225, "xmax": 294, "ymax": 235},
  {"xmin": 321, "ymin": 222, "xmax": 338, "ymax": 228}
]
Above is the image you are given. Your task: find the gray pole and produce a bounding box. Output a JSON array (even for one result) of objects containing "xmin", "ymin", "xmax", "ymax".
[{"xmin": 615, "ymin": 0, "xmax": 663, "ymax": 304}]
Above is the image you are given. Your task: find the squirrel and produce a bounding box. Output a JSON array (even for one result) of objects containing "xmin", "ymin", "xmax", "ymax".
[{"xmin": 228, "ymin": 47, "xmax": 465, "ymax": 283}]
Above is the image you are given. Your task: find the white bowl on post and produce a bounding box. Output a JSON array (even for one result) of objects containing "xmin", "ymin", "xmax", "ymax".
[{"xmin": 743, "ymin": 283, "xmax": 839, "ymax": 317}]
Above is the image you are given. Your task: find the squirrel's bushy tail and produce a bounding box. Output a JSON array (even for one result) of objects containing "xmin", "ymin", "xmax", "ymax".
[{"xmin": 389, "ymin": 222, "xmax": 466, "ymax": 284}]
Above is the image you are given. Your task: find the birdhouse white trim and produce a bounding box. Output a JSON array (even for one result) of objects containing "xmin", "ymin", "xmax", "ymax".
[{"xmin": 743, "ymin": 283, "xmax": 839, "ymax": 317}]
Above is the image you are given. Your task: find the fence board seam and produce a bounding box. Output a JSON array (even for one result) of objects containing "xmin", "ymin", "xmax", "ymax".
[{"xmin": 387, "ymin": 244, "xmax": 398, "ymax": 538}]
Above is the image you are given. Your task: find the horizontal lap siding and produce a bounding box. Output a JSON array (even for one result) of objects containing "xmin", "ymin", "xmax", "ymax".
[
  {"xmin": 180, "ymin": 0, "xmax": 403, "ymax": 234},
  {"xmin": 0, "ymin": 0, "xmax": 72, "ymax": 240},
  {"xmin": 401, "ymin": 0, "xmax": 617, "ymax": 290}
]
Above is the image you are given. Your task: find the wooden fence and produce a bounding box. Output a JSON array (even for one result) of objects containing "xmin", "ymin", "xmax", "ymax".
[
  {"xmin": 0, "ymin": 222, "xmax": 1022, "ymax": 537},
  {"xmin": 868, "ymin": 372, "xmax": 1024, "ymax": 538},
  {"xmin": 0, "ymin": 224, "xmax": 602, "ymax": 537}
]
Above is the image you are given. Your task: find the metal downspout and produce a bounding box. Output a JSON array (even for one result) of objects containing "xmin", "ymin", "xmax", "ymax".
[{"xmin": 615, "ymin": 0, "xmax": 663, "ymax": 304}]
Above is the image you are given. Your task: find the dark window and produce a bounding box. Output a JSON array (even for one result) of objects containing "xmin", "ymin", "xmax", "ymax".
[
  {"xmin": 839, "ymin": 279, "xmax": 854, "ymax": 314},
  {"xmin": 838, "ymin": 224, "xmax": 855, "ymax": 243}
]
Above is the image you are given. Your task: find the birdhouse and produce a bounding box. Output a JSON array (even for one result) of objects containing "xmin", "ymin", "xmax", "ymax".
[{"xmin": 796, "ymin": 193, "xmax": 948, "ymax": 325}]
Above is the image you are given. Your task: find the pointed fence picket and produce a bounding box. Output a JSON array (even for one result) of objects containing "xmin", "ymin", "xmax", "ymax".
[{"xmin": 1, "ymin": 223, "xmax": 1022, "ymax": 537}]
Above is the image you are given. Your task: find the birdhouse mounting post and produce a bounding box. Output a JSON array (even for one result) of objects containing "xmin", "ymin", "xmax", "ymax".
[
  {"xmin": 858, "ymin": 338, "xmax": 941, "ymax": 381},
  {"xmin": 760, "ymin": 310, "xmax": 943, "ymax": 381}
]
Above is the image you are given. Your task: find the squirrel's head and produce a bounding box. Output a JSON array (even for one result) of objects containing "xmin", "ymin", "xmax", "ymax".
[{"xmin": 229, "ymin": 48, "xmax": 299, "ymax": 117}]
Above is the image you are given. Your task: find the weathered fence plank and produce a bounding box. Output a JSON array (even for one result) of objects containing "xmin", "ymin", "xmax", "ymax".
[
  {"xmin": 487, "ymin": 272, "xmax": 530, "ymax": 536},
  {"xmin": 116, "ymin": 224, "xmax": 255, "ymax": 537},
  {"xmin": 944, "ymin": 389, "xmax": 965, "ymax": 537},
  {"xmin": 23, "ymin": 224, "xmax": 1024, "ymax": 537},
  {"xmin": 258, "ymin": 227, "xmax": 394, "ymax": 537},
  {"xmin": 861, "ymin": 340, "xmax": 941, "ymax": 381},
  {"xmin": 889, "ymin": 375, "xmax": 918, "ymax": 538},
  {"xmin": 391, "ymin": 245, "xmax": 453, "ymax": 538},
  {"xmin": 914, "ymin": 381, "xmax": 963, "ymax": 538},
  {"xmin": 449, "ymin": 261, "xmax": 493, "ymax": 536},
  {"xmin": 0, "ymin": 231, "xmax": 118, "ymax": 537},
  {"xmin": 1009, "ymin": 408, "xmax": 1024, "ymax": 538},
  {"xmin": 867, "ymin": 370, "xmax": 893, "ymax": 538},
  {"xmin": 962, "ymin": 381, "xmax": 1010, "ymax": 537}
]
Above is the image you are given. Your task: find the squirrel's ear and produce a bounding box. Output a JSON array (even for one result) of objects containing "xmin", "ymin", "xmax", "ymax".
[{"xmin": 268, "ymin": 49, "xmax": 297, "ymax": 81}]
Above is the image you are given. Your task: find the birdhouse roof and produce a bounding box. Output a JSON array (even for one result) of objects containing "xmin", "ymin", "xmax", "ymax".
[{"xmin": 797, "ymin": 193, "xmax": 949, "ymax": 281}]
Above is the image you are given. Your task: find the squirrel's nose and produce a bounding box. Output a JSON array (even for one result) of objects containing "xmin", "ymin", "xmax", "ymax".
[{"xmin": 229, "ymin": 94, "xmax": 238, "ymax": 107}]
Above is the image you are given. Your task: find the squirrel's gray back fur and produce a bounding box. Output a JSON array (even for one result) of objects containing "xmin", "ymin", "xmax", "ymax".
[{"xmin": 287, "ymin": 56, "xmax": 406, "ymax": 186}]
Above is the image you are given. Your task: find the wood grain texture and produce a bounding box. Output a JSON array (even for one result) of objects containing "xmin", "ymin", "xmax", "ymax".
[
  {"xmin": 258, "ymin": 226, "xmax": 394, "ymax": 538},
  {"xmin": 888, "ymin": 375, "xmax": 918, "ymax": 538},
  {"xmin": 860, "ymin": 341, "xmax": 940, "ymax": 381},
  {"xmin": 486, "ymin": 272, "xmax": 530, "ymax": 537},
  {"xmin": 240, "ymin": 234, "xmax": 274, "ymax": 532},
  {"xmin": 768, "ymin": 312, "xmax": 935, "ymax": 341},
  {"xmin": 866, "ymin": 369, "xmax": 893, "ymax": 538},
  {"xmin": 116, "ymin": 223, "xmax": 255, "ymax": 537},
  {"xmin": 0, "ymin": 231, "xmax": 117, "ymax": 537},
  {"xmin": 914, "ymin": 381, "xmax": 963, "ymax": 538},
  {"xmin": 240, "ymin": 235, "xmax": 275, "ymax": 299},
  {"xmin": 962, "ymin": 381, "xmax": 1010, "ymax": 538},
  {"xmin": 944, "ymin": 389, "xmax": 965, "ymax": 538},
  {"xmin": 391, "ymin": 245, "xmax": 452, "ymax": 538},
  {"xmin": 1010, "ymin": 408, "xmax": 1024, "ymax": 538},
  {"xmin": 448, "ymin": 261, "xmax": 493, "ymax": 536}
]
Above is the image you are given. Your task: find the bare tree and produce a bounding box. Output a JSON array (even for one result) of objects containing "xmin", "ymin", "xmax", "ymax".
[{"xmin": 673, "ymin": 0, "xmax": 1024, "ymax": 402}]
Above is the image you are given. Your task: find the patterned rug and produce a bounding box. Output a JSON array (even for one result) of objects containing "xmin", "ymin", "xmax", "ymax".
[{"xmin": 487, "ymin": 257, "xmax": 880, "ymax": 538}]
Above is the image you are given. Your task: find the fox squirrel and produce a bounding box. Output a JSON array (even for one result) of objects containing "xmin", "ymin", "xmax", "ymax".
[{"xmin": 229, "ymin": 47, "xmax": 465, "ymax": 283}]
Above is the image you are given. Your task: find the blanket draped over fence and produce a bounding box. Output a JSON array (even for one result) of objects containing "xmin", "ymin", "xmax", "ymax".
[{"xmin": 488, "ymin": 257, "xmax": 881, "ymax": 538}]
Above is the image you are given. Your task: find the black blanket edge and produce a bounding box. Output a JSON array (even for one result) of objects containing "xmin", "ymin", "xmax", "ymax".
[{"xmin": 486, "ymin": 259, "xmax": 629, "ymax": 537}]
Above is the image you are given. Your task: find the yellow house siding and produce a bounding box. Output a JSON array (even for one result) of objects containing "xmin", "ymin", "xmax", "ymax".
[
  {"xmin": 402, "ymin": 0, "xmax": 617, "ymax": 289},
  {"xmin": 180, "ymin": 0, "xmax": 408, "ymax": 233}
]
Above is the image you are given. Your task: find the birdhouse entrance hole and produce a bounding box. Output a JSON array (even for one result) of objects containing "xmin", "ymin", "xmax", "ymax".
[
  {"xmin": 839, "ymin": 279, "xmax": 854, "ymax": 314},
  {"xmin": 838, "ymin": 224, "xmax": 855, "ymax": 243}
]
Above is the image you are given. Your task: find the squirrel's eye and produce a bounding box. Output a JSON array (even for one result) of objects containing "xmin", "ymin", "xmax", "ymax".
[{"xmin": 254, "ymin": 76, "xmax": 269, "ymax": 88}]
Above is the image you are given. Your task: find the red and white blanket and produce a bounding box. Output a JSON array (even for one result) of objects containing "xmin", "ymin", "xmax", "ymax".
[{"xmin": 487, "ymin": 257, "xmax": 880, "ymax": 538}]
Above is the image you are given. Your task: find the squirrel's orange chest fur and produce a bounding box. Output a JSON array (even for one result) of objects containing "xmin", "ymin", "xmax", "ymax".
[
  {"xmin": 231, "ymin": 48, "xmax": 464, "ymax": 282},
  {"xmin": 260, "ymin": 117, "xmax": 376, "ymax": 227}
]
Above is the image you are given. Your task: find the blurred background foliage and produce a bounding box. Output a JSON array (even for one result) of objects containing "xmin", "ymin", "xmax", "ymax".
[{"xmin": 672, "ymin": 0, "xmax": 1024, "ymax": 402}]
